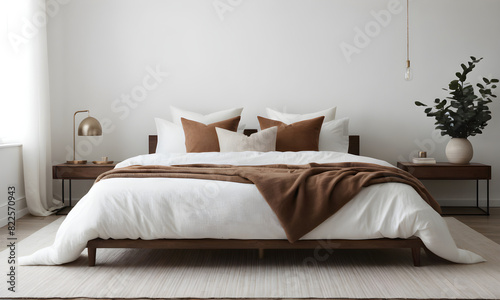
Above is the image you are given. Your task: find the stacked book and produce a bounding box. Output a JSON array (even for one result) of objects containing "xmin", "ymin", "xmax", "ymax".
[{"xmin": 412, "ymin": 157, "xmax": 436, "ymax": 164}]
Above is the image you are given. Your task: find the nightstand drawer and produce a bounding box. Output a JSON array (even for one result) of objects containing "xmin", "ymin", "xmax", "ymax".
[
  {"xmin": 52, "ymin": 164, "xmax": 116, "ymax": 180},
  {"xmin": 396, "ymin": 162, "xmax": 491, "ymax": 180}
]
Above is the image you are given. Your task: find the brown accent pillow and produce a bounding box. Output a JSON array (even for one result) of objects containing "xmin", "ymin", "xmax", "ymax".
[
  {"xmin": 181, "ymin": 116, "xmax": 241, "ymax": 152},
  {"xmin": 258, "ymin": 116, "xmax": 324, "ymax": 151}
]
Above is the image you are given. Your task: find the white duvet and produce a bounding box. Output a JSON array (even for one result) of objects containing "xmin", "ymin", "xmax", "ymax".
[{"xmin": 20, "ymin": 151, "xmax": 484, "ymax": 265}]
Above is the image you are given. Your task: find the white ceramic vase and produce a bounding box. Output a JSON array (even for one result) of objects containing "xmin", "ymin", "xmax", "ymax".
[{"xmin": 445, "ymin": 138, "xmax": 473, "ymax": 164}]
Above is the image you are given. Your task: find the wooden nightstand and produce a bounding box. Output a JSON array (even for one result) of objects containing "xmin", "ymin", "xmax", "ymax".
[
  {"xmin": 397, "ymin": 162, "xmax": 491, "ymax": 215},
  {"xmin": 53, "ymin": 162, "xmax": 116, "ymax": 214}
]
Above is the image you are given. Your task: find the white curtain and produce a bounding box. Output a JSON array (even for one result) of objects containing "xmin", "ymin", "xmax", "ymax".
[{"xmin": 1, "ymin": 0, "xmax": 61, "ymax": 215}]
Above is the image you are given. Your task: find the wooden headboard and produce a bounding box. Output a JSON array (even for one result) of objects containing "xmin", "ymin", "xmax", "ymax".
[{"xmin": 149, "ymin": 130, "xmax": 360, "ymax": 155}]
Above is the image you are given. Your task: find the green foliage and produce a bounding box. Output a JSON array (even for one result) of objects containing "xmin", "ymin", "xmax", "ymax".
[{"xmin": 415, "ymin": 57, "xmax": 498, "ymax": 138}]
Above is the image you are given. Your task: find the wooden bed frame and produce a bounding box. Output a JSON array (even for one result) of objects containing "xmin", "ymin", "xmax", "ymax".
[
  {"xmin": 86, "ymin": 132, "xmax": 425, "ymax": 266},
  {"xmin": 148, "ymin": 130, "xmax": 361, "ymax": 155}
]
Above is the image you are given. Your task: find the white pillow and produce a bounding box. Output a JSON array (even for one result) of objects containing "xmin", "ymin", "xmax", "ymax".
[
  {"xmin": 318, "ymin": 117, "xmax": 349, "ymax": 153},
  {"xmin": 171, "ymin": 106, "xmax": 243, "ymax": 126},
  {"xmin": 154, "ymin": 118, "xmax": 186, "ymax": 153},
  {"xmin": 216, "ymin": 127, "xmax": 278, "ymax": 152},
  {"xmin": 155, "ymin": 107, "xmax": 244, "ymax": 153},
  {"xmin": 265, "ymin": 107, "xmax": 336, "ymax": 124}
]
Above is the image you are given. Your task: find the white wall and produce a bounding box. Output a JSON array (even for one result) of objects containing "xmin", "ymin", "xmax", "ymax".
[
  {"xmin": 0, "ymin": 145, "xmax": 27, "ymax": 226},
  {"xmin": 47, "ymin": 0, "xmax": 500, "ymax": 205}
]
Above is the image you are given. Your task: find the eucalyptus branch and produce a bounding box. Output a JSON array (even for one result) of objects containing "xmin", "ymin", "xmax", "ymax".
[{"xmin": 415, "ymin": 56, "xmax": 498, "ymax": 138}]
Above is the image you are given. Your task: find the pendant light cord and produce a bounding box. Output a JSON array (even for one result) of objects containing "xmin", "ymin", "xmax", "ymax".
[{"xmin": 406, "ymin": 0, "xmax": 410, "ymax": 62}]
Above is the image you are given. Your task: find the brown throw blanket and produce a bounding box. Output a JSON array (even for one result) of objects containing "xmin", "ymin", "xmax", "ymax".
[{"xmin": 96, "ymin": 162, "xmax": 441, "ymax": 242}]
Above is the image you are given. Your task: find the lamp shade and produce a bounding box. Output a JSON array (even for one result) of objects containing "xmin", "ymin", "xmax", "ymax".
[{"xmin": 78, "ymin": 116, "xmax": 102, "ymax": 136}]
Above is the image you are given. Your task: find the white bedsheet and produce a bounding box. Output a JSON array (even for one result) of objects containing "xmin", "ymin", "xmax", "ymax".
[{"xmin": 20, "ymin": 151, "xmax": 484, "ymax": 265}]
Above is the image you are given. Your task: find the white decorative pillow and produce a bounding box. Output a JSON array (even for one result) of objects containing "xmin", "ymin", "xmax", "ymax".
[
  {"xmin": 171, "ymin": 106, "xmax": 243, "ymax": 126},
  {"xmin": 216, "ymin": 127, "xmax": 278, "ymax": 152},
  {"xmin": 265, "ymin": 107, "xmax": 336, "ymax": 124},
  {"xmin": 154, "ymin": 118, "xmax": 186, "ymax": 153},
  {"xmin": 318, "ymin": 117, "xmax": 350, "ymax": 153}
]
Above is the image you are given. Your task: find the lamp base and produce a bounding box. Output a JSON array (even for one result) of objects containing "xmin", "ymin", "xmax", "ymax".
[{"xmin": 66, "ymin": 160, "xmax": 87, "ymax": 164}]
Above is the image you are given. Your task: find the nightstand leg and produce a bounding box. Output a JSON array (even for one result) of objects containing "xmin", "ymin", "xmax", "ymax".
[
  {"xmin": 487, "ymin": 180, "xmax": 490, "ymax": 215},
  {"xmin": 62, "ymin": 179, "xmax": 65, "ymax": 204},
  {"xmin": 476, "ymin": 180, "xmax": 479, "ymax": 208},
  {"xmin": 69, "ymin": 179, "xmax": 72, "ymax": 207}
]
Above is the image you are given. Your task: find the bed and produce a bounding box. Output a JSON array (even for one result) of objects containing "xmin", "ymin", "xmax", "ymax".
[
  {"xmin": 19, "ymin": 113, "xmax": 484, "ymax": 267},
  {"xmin": 86, "ymin": 133, "xmax": 426, "ymax": 266}
]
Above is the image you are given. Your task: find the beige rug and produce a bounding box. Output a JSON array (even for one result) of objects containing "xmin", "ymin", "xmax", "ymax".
[{"xmin": 1, "ymin": 217, "xmax": 499, "ymax": 299}]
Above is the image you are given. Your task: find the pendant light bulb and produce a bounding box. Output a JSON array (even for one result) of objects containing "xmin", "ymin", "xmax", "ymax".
[{"xmin": 405, "ymin": 60, "xmax": 412, "ymax": 81}]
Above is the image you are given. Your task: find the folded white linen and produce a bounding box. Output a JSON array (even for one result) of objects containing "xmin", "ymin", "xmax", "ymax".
[{"xmin": 20, "ymin": 152, "xmax": 484, "ymax": 265}]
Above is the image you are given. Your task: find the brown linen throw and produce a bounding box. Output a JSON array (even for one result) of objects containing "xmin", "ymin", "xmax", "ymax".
[{"xmin": 96, "ymin": 162, "xmax": 441, "ymax": 242}]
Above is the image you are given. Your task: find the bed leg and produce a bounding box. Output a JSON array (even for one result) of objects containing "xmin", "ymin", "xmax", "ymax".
[
  {"xmin": 258, "ymin": 248, "xmax": 264, "ymax": 259},
  {"xmin": 411, "ymin": 247, "xmax": 421, "ymax": 267},
  {"xmin": 88, "ymin": 246, "xmax": 96, "ymax": 267}
]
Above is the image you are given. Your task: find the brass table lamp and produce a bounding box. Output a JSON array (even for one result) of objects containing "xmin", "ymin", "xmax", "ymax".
[{"xmin": 67, "ymin": 110, "xmax": 102, "ymax": 164}]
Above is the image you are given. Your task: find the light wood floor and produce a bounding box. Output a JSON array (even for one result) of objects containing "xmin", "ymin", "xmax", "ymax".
[
  {"xmin": 453, "ymin": 209, "xmax": 500, "ymax": 244},
  {"xmin": 0, "ymin": 214, "xmax": 61, "ymax": 252},
  {"xmin": 1, "ymin": 208, "xmax": 499, "ymax": 300}
]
